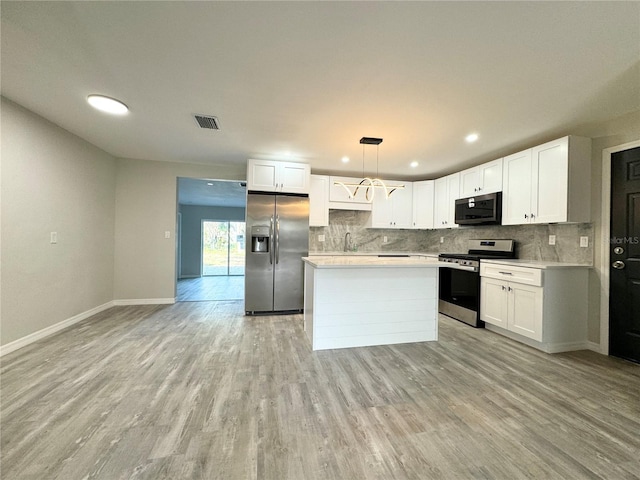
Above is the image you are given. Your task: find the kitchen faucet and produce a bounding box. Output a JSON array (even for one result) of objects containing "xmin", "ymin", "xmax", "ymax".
[{"xmin": 344, "ymin": 232, "xmax": 352, "ymax": 252}]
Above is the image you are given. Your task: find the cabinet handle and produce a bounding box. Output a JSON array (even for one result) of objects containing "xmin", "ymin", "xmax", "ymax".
[
  {"xmin": 531, "ymin": 213, "xmax": 535, "ymax": 219},
  {"xmin": 524, "ymin": 214, "xmax": 528, "ymax": 219},
  {"xmin": 498, "ymin": 271, "xmax": 513, "ymax": 275},
  {"xmin": 501, "ymin": 285, "xmax": 506, "ymax": 291},
  {"xmin": 508, "ymin": 286, "xmax": 513, "ymax": 292},
  {"xmin": 478, "ymin": 187, "xmax": 482, "ymax": 191}
]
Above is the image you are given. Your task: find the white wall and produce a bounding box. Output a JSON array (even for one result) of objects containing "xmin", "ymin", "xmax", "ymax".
[
  {"xmin": 1, "ymin": 98, "xmax": 117, "ymax": 346},
  {"xmin": 113, "ymin": 158, "xmax": 245, "ymax": 301}
]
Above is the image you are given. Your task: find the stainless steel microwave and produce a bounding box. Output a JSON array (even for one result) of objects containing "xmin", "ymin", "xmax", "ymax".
[{"xmin": 454, "ymin": 192, "xmax": 502, "ymax": 225}]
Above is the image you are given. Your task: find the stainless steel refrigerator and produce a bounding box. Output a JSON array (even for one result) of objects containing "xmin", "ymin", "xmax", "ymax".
[{"xmin": 245, "ymin": 192, "xmax": 309, "ymax": 314}]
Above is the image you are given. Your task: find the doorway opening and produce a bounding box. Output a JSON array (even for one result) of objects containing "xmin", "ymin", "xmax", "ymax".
[{"xmin": 176, "ymin": 178, "xmax": 246, "ymax": 302}]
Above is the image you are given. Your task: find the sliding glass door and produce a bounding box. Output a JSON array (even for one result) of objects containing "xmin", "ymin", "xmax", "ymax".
[{"xmin": 202, "ymin": 221, "xmax": 245, "ymax": 276}]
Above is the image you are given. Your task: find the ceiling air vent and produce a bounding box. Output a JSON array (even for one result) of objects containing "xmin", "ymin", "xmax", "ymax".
[{"xmin": 193, "ymin": 114, "xmax": 220, "ymax": 130}]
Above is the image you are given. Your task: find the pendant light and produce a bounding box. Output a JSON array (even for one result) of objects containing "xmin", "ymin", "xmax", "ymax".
[{"xmin": 334, "ymin": 137, "xmax": 405, "ymax": 202}]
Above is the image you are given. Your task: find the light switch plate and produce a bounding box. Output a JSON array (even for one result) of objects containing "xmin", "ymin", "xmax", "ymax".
[
  {"xmin": 580, "ymin": 236, "xmax": 589, "ymax": 247},
  {"xmin": 548, "ymin": 235, "xmax": 556, "ymax": 246},
  {"xmin": 440, "ymin": 236, "xmax": 444, "ymax": 244},
  {"xmin": 383, "ymin": 236, "xmax": 388, "ymax": 243},
  {"xmin": 50, "ymin": 232, "xmax": 58, "ymax": 244},
  {"xmin": 318, "ymin": 234, "xmax": 325, "ymax": 242},
  {"xmin": 164, "ymin": 231, "xmax": 171, "ymax": 239}
]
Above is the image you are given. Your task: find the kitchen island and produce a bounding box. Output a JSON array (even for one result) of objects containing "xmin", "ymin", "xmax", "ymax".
[{"xmin": 302, "ymin": 255, "xmax": 441, "ymax": 350}]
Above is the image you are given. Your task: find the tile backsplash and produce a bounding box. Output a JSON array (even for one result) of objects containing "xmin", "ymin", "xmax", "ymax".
[{"xmin": 309, "ymin": 210, "xmax": 594, "ymax": 264}]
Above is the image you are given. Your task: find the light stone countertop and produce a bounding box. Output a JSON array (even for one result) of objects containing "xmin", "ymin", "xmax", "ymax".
[
  {"xmin": 302, "ymin": 255, "xmax": 442, "ymax": 268},
  {"xmin": 308, "ymin": 251, "xmax": 439, "ymax": 257},
  {"xmin": 481, "ymin": 259, "xmax": 592, "ymax": 269}
]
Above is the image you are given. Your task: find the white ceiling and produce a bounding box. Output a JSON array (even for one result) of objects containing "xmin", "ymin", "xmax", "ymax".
[{"xmin": 2, "ymin": 1, "xmax": 639, "ymax": 179}]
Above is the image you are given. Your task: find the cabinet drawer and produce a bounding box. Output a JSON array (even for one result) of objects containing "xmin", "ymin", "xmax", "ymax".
[{"xmin": 480, "ymin": 263, "xmax": 542, "ymax": 286}]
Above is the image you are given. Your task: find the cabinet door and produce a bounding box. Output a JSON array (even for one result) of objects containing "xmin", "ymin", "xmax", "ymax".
[
  {"xmin": 370, "ymin": 185, "xmax": 394, "ymax": 228},
  {"xmin": 532, "ymin": 138, "xmax": 568, "ymax": 224},
  {"xmin": 447, "ymin": 173, "xmax": 460, "ymax": 228},
  {"xmin": 502, "ymin": 149, "xmax": 533, "ymax": 225},
  {"xmin": 280, "ymin": 162, "xmax": 310, "ymax": 194},
  {"xmin": 460, "ymin": 167, "xmax": 480, "ymax": 198},
  {"xmin": 412, "ymin": 180, "xmax": 434, "ymax": 229},
  {"xmin": 479, "ymin": 158, "xmax": 503, "ymax": 194},
  {"xmin": 309, "ymin": 175, "xmax": 329, "ymax": 227},
  {"xmin": 508, "ymin": 283, "xmax": 543, "ymax": 341},
  {"xmin": 247, "ymin": 159, "xmax": 277, "ymax": 191},
  {"xmin": 391, "ymin": 182, "xmax": 413, "ymax": 228},
  {"xmin": 480, "ymin": 278, "xmax": 509, "ymax": 328},
  {"xmin": 434, "ymin": 177, "xmax": 449, "ymax": 228}
]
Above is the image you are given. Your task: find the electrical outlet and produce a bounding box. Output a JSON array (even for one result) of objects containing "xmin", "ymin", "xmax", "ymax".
[
  {"xmin": 440, "ymin": 236, "xmax": 444, "ymax": 244},
  {"xmin": 318, "ymin": 234, "xmax": 325, "ymax": 242},
  {"xmin": 50, "ymin": 232, "xmax": 58, "ymax": 244},
  {"xmin": 580, "ymin": 236, "xmax": 589, "ymax": 248},
  {"xmin": 383, "ymin": 236, "xmax": 388, "ymax": 243},
  {"xmin": 164, "ymin": 231, "xmax": 171, "ymax": 239},
  {"xmin": 548, "ymin": 235, "xmax": 556, "ymax": 246}
]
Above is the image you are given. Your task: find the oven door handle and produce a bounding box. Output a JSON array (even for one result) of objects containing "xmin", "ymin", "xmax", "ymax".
[{"xmin": 446, "ymin": 264, "xmax": 479, "ymax": 273}]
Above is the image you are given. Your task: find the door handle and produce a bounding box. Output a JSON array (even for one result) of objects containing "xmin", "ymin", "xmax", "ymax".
[
  {"xmin": 612, "ymin": 260, "xmax": 625, "ymax": 270},
  {"xmin": 275, "ymin": 215, "xmax": 280, "ymax": 264},
  {"xmin": 269, "ymin": 216, "xmax": 274, "ymax": 265}
]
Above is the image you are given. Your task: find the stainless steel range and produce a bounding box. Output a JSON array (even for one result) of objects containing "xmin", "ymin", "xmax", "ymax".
[{"xmin": 438, "ymin": 239, "xmax": 515, "ymax": 327}]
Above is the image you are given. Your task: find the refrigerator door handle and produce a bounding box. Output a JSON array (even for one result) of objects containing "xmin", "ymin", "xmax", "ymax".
[
  {"xmin": 275, "ymin": 214, "xmax": 280, "ymax": 264},
  {"xmin": 269, "ymin": 215, "xmax": 274, "ymax": 265}
]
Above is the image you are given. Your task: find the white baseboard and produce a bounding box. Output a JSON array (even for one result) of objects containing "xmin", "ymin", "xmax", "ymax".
[
  {"xmin": 1, "ymin": 298, "xmax": 177, "ymax": 357},
  {"xmin": 112, "ymin": 298, "xmax": 176, "ymax": 306},
  {"xmin": 587, "ymin": 341, "xmax": 603, "ymax": 354},
  {"xmin": 0, "ymin": 301, "xmax": 115, "ymax": 357}
]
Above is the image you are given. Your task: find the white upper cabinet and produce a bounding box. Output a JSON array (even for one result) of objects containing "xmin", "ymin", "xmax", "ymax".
[
  {"xmin": 309, "ymin": 175, "xmax": 329, "ymax": 227},
  {"xmin": 460, "ymin": 158, "xmax": 503, "ymax": 198},
  {"xmin": 247, "ymin": 159, "xmax": 310, "ymax": 194},
  {"xmin": 368, "ymin": 181, "xmax": 413, "ymax": 229},
  {"xmin": 412, "ymin": 180, "xmax": 435, "ymax": 229},
  {"xmin": 434, "ymin": 173, "xmax": 460, "ymax": 228},
  {"xmin": 502, "ymin": 136, "xmax": 591, "ymax": 225}
]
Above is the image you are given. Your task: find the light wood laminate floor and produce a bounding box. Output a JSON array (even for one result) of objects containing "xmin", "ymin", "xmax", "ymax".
[
  {"xmin": 1, "ymin": 302, "xmax": 639, "ymax": 480},
  {"xmin": 177, "ymin": 276, "xmax": 244, "ymax": 302}
]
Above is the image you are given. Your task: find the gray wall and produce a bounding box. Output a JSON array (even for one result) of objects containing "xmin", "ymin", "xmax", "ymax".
[
  {"xmin": 1, "ymin": 98, "xmax": 117, "ymax": 346},
  {"xmin": 113, "ymin": 159, "xmax": 246, "ymax": 301},
  {"xmin": 178, "ymin": 205, "xmax": 245, "ymax": 277}
]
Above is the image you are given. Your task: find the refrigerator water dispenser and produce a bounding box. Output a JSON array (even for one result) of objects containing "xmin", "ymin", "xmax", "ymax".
[{"xmin": 250, "ymin": 226, "xmax": 270, "ymax": 253}]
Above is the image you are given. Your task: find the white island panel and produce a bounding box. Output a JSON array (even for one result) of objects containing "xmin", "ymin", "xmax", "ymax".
[{"xmin": 304, "ymin": 262, "xmax": 439, "ymax": 350}]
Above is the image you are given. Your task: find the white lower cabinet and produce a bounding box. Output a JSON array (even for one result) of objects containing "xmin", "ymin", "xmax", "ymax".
[
  {"xmin": 481, "ymin": 277, "xmax": 542, "ymax": 341},
  {"xmin": 480, "ymin": 262, "xmax": 589, "ymax": 353}
]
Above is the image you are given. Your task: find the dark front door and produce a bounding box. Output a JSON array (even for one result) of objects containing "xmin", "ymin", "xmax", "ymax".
[{"xmin": 610, "ymin": 146, "xmax": 640, "ymax": 363}]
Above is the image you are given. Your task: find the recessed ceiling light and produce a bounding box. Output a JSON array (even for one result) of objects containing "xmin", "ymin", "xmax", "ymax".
[
  {"xmin": 87, "ymin": 95, "xmax": 128, "ymax": 115},
  {"xmin": 465, "ymin": 133, "xmax": 479, "ymax": 143},
  {"xmin": 341, "ymin": 156, "xmax": 350, "ymax": 163},
  {"xmin": 410, "ymin": 161, "xmax": 419, "ymax": 168}
]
